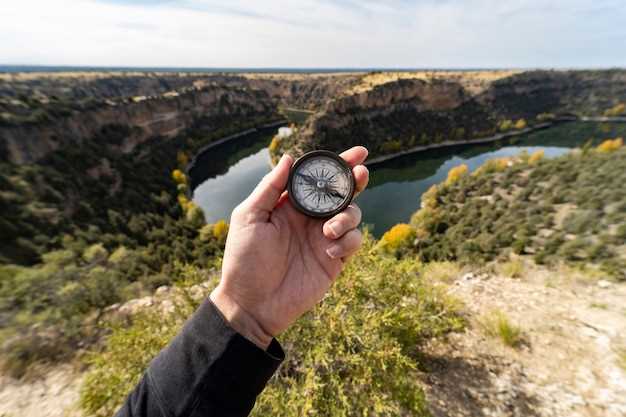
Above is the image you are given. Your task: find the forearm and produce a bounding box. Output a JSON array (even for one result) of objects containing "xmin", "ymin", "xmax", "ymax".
[{"xmin": 115, "ymin": 299, "xmax": 284, "ymax": 417}]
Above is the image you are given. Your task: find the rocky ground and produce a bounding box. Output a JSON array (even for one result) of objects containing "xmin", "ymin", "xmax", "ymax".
[
  {"xmin": 2, "ymin": 264, "xmax": 625, "ymax": 417},
  {"xmin": 422, "ymin": 262, "xmax": 626, "ymax": 417}
]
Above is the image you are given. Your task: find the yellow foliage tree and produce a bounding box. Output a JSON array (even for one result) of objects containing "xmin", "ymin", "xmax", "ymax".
[
  {"xmin": 604, "ymin": 103, "xmax": 625, "ymax": 117},
  {"xmin": 211, "ymin": 219, "xmax": 229, "ymax": 241},
  {"xmin": 528, "ymin": 150, "xmax": 544, "ymax": 165},
  {"xmin": 171, "ymin": 169, "xmax": 187, "ymax": 184},
  {"xmin": 380, "ymin": 139, "xmax": 403, "ymax": 153},
  {"xmin": 177, "ymin": 194, "xmax": 190, "ymax": 211},
  {"xmin": 473, "ymin": 157, "xmax": 510, "ymax": 176},
  {"xmin": 380, "ymin": 223, "xmax": 414, "ymax": 251},
  {"xmin": 514, "ymin": 118, "xmax": 527, "ymax": 130},
  {"xmin": 269, "ymin": 136, "xmax": 281, "ymax": 153},
  {"xmin": 597, "ymin": 137, "xmax": 623, "ymax": 153},
  {"xmin": 177, "ymin": 151, "xmax": 189, "ymax": 167},
  {"xmin": 499, "ymin": 120, "xmax": 513, "ymax": 132},
  {"xmin": 421, "ymin": 185, "xmax": 439, "ymax": 210},
  {"xmin": 445, "ymin": 164, "xmax": 469, "ymax": 186}
]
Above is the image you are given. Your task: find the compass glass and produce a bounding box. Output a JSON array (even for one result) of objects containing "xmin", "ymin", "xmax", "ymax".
[{"xmin": 289, "ymin": 151, "xmax": 355, "ymax": 217}]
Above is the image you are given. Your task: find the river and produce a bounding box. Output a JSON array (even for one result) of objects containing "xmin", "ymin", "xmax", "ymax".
[{"xmin": 192, "ymin": 122, "xmax": 625, "ymax": 237}]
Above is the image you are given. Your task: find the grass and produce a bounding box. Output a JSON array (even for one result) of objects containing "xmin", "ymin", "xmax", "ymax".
[
  {"xmin": 589, "ymin": 302, "xmax": 608, "ymax": 310},
  {"xmin": 498, "ymin": 259, "xmax": 524, "ymax": 278},
  {"xmin": 480, "ymin": 310, "xmax": 524, "ymax": 348},
  {"xmin": 421, "ymin": 261, "xmax": 462, "ymax": 283}
]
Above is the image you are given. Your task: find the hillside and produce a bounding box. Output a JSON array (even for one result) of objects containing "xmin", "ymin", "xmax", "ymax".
[
  {"xmin": 268, "ymin": 70, "xmax": 626, "ymax": 163},
  {"xmin": 391, "ymin": 140, "xmax": 626, "ymax": 280}
]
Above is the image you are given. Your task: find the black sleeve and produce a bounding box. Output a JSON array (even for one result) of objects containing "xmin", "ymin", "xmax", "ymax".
[{"xmin": 115, "ymin": 299, "xmax": 284, "ymax": 417}]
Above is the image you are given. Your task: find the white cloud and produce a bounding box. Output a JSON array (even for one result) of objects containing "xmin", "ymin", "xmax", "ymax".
[{"xmin": 0, "ymin": 0, "xmax": 624, "ymax": 68}]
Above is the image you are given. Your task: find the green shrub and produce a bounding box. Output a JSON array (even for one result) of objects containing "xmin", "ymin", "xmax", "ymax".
[
  {"xmin": 80, "ymin": 235, "xmax": 464, "ymax": 417},
  {"xmin": 480, "ymin": 310, "xmax": 524, "ymax": 348}
]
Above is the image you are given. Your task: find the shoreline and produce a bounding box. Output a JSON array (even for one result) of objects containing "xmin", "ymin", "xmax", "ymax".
[
  {"xmin": 364, "ymin": 122, "xmax": 556, "ymax": 166},
  {"xmin": 186, "ymin": 119, "xmax": 287, "ymax": 176},
  {"xmin": 194, "ymin": 115, "xmax": 626, "ymax": 172},
  {"xmin": 363, "ymin": 116, "xmax": 626, "ymax": 166}
]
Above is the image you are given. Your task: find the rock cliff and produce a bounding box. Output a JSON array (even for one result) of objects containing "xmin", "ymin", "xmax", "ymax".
[{"xmin": 270, "ymin": 70, "xmax": 626, "ymax": 160}]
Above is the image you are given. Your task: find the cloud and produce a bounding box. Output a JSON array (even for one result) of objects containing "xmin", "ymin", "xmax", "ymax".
[{"xmin": 0, "ymin": 0, "xmax": 624, "ymax": 68}]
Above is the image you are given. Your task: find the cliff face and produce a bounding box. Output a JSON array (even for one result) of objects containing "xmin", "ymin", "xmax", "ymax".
[
  {"xmin": 0, "ymin": 84, "xmax": 276, "ymax": 164},
  {"xmin": 272, "ymin": 70, "xmax": 626, "ymax": 160}
]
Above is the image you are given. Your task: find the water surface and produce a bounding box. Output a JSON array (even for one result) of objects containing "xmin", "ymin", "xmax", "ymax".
[{"xmin": 193, "ymin": 122, "xmax": 625, "ymax": 236}]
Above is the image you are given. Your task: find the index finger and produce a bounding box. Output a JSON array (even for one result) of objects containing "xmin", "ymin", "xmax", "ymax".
[{"xmin": 339, "ymin": 146, "xmax": 368, "ymax": 167}]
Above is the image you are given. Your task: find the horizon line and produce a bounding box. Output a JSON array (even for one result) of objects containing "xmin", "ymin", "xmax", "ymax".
[{"xmin": 2, "ymin": 64, "xmax": 626, "ymax": 74}]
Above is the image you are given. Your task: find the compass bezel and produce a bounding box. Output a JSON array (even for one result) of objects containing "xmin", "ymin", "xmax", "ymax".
[{"xmin": 287, "ymin": 150, "xmax": 356, "ymax": 218}]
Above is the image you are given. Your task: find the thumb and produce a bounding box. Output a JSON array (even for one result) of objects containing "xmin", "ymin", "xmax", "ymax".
[{"xmin": 244, "ymin": 153, "xmax": 293, "ymax": 216}]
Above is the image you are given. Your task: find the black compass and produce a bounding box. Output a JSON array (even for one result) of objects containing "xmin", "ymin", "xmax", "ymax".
[{"xmin": 287, "ymin": 150, "xmax": 356, "ymax": 218}]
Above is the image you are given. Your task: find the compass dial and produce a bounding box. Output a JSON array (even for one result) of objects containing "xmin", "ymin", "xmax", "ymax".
[{"xmin": 288, "ymin": 150, "xmax": 355, "ymax": 218}]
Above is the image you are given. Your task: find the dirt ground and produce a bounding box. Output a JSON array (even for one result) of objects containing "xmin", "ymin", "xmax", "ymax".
[
  {"xmin": 422, "ymin": 264, "xmax": 626, "ymax": 417},
  {"xmin": 0, "ymin": 363, "xmax": 84, "ymax": 417}
]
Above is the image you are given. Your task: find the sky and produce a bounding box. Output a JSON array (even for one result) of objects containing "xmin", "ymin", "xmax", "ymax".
[{"xmin": 1, "ymin": 0, "xmax": 625, "ymax": 69}]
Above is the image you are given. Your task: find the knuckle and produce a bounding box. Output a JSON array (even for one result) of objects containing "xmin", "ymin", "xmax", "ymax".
[
  {"xmin": 231, "ymin": 203, "xmax": 246, "ymax": 221},
  {"xmin": 348, "ymin": 204, "xmax": 362, "ymax": 222}
]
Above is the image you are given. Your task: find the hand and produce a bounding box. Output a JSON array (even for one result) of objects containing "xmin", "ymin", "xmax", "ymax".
[{"xmin": 210, "ymin": 146, "xmax": 370, "ymax": 349}]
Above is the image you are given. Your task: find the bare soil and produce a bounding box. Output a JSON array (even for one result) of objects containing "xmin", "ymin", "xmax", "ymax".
[{"xmin": 422, "ymin": 264, "xmax": 626, "ymax": 417}]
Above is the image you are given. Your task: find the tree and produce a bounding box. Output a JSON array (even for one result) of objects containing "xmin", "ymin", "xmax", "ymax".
[
  {"xmin": 514, "ymin": 119, "xmax": 527, "ymax": 130},
  {"xmin": 446, "ymin": 164, "xmax": 469, "ymax": 186}
]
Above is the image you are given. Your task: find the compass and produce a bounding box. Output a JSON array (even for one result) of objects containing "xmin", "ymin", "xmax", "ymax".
[{"xmin": 287, "ymin": 150, "xmax": 356, "ymax": 218}]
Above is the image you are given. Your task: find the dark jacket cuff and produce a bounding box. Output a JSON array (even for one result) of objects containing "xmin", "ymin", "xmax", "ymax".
[{"xmin": 147, "ymin": 298, "xmax": 284, "ymax": 417}]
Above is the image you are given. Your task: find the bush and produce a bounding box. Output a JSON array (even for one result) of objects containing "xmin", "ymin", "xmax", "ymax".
[
  {"xmin": 171, "ymin": 169, "xmax": 187, "ymax": 184},
  {"xmin": 498, "ymin": 259, "xmax": 524, "ymax": 278},
  {"xmin": 597, "ymin": 137, "xmax": 623, "ymax": 153},
  {"xmin": 380, "ymin": 223, "xmax": 415, "ymax": 253},
  {"xmin": 380, "ymin": 139, "xmax": 403, "ymax": 153},
  {"xmin": 80, "ymin": 236, "xmax": 464, "ymax": 416},
  {"xmin": 499, "ymin": 119, "xmax": 513, "ymax": 132},
  {"xmin": 445, "ymin": 164, "xmax": 468, "ymax": 186},
  {"xmin": 269, "ymin": 135, "xmax": 281, "ymax": 153},
  {"xmin": 528, "ymin": 150, "xmax": 544, "ymax": 165},
  {"xmin": 514, "ymin": 118, "xmax": 527, "ymax": 130},
  {"xmin": 211, "ymin": 219, "xmax": 229, "ymax": 242},
  {"xmin": 604, "ymin": 103, "xmax": 625, "ymax": 117}
]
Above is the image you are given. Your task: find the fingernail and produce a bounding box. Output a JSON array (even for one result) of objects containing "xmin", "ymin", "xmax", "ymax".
[
  {"xmin": 327, "ymin": 221, "xmax": 339, "ymax": 238},
  {"xmin": 326, "ymin": 244, "xmax": 341, "ymax": 259}
]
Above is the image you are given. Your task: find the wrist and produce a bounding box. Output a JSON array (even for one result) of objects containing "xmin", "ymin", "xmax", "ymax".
[{"xmin": 209, "ymin": 287, "xmax": 273, "ymax": 350}]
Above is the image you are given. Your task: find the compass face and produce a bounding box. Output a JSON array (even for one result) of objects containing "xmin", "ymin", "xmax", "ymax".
[{"xmin": 288, "ymin": 150, "xmax": 355, "ymax": 218}]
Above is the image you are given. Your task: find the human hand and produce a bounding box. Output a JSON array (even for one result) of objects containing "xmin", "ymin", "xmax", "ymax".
[{"xmin": 210, "ymin": 147, "xmax": 369, "ymax": 349}]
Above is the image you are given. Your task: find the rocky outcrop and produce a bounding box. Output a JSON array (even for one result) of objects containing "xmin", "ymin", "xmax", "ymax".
[{"xmin": 273, "ymin": 70, "xmax": 626, "ymax": 159}]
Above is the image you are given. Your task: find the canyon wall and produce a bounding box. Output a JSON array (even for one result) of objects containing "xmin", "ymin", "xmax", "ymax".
[{"xmin": 271, "ymin": 70, "xmax": 626, "ymax": 160}]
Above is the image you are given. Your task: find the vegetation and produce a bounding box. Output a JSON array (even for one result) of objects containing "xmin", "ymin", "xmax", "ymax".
[
  {"xmin": 0, "ymin": 90, "xmax": 278, "ymax": 376},
  {"xmin": 498, "ymin": 259, "xmax": 524, "ymax": 278},
  {"xmin": 378, "ymin": 223, "xmax": 415, "ymax": 256},
  {"xmin": 480, "ymin": 310, "xmax": 524, "ymax": 348},
  {"xmin": 80, "ymin": 234, "xmax": 464, "ymax": 417},
  {"xmin": 404, "ymin": 141, "xmax": 626, "ymax": 280},
  {"xmin": 445, "ymin": 164, "xmax": 468, "ymax": 186},
  {"xmin": 597, "ymin": 137, "xmax": 623, "ymax": 153},
  {"xmin": 604, "ymin": 103, "xmax": 625, "ymax": 117}
]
